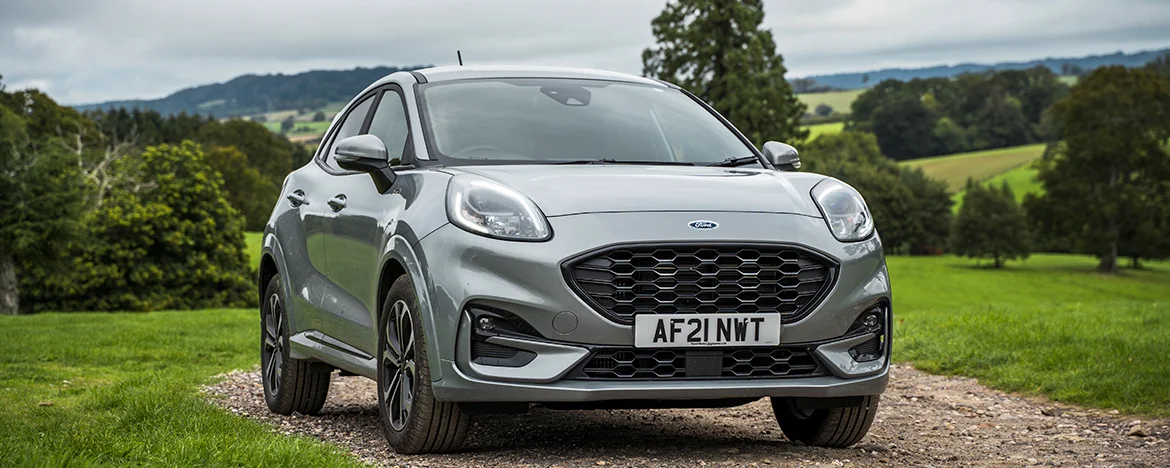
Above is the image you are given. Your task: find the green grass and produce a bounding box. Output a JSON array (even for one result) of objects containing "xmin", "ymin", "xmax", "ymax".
[
  {"xmin": 890, "ymin": 254, "xmax": 1170, "ymax": 416},
  {"xmin": 982, "ymin": 164, "xmax": 1043, "ymax": 202},
  {"xmin": 901, "ymin": 143, "xmax": 1045, "ymax": 192},
  {"xmin": 803, "ymin": 122, "xmax": 844, "ymax": 140},
  {"xmin": 0, "ymin": 310, "xmax": 361, "ymax": 466},
  {"xmin": 797, "ymin": 89, "xmax": 864, "ymax": 115},
  {"xmin": 3, "ymin": 252, "xmax": 1167, "ymax": 464},
  {"xmin": 246, "ymin": 231, "xmax": 263, "ymax": 270}
]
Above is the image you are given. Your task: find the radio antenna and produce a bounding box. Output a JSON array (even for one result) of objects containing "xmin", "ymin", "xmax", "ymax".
[{"xmin": 457, "ymin": 50, "xmax": 463, "ymax": 66}]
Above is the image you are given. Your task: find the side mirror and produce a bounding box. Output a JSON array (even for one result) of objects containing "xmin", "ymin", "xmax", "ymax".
[
  {"xmin": 334, "ymin": 135, "xmax": 397, "ymax": 192},
  {"xmin": 762, "ymin": 141, "xmax": 801, "ymax": 171}
]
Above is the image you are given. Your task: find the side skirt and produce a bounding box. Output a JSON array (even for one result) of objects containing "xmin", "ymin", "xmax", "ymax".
[{"xmin": 289, "ymin": 330, "xmax": 377, "ymax": 380}]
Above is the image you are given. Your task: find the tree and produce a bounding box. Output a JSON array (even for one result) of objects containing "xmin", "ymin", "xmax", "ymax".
[
  {"xmin": 952, "ymin": 180, "xmax": 1031, "ymax": 268},
  {"xmin": 869, "ymin": 93, "xmax": 938, "ymax": 160},
  {"xmin": 1026, "ymin": 66, "xmax": 1170, "ymax": 272},
  {"xmin": 312, "ymin": 111, "xmax": 327, "ymax": 122},
  {"xmin": 642, "ymin": 0, "xmax": 807, "ymax": 145},
  {"xmin": 205, "ymin": 146, "xmax": 278, "ymax": 231},
  {"xmin": 0, "ymin": 106, "xmax": 89, "ymax": 314},
  {"xmin": 20, "ymin": 141, "xmax": 254, "ymax": 312},
  {"xmin": 280, "ymin": 116, "xmax": 295, "ymax": 134},
  {"xmin": 1145, "ymin": 53, "xmax": 1170, "ymax": 81},
  {"xmin": 254, "ymin": 115, "xmax": 268, "ymax": 123},
  {"xmin": 814, "ymin": 103, "xmax": 833, "ymax": 117}
]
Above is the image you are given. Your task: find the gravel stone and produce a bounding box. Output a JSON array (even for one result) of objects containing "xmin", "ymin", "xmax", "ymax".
[{"xmin": 203, "ymin": 364, "xmax": 1169, "ymax": 467}]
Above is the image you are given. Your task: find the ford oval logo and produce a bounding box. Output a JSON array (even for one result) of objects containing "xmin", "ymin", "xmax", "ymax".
[{"xmin": 688, "ymin": 220, "xmax": 719, "ymax": 230}]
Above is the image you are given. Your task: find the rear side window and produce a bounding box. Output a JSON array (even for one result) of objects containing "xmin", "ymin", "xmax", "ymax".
[
  {"xmin": 366, "ymin": 91, "xmax": 409, "ymax": 165},
  {"xmin": 323, "ymin": 97, "xmax": 374, "ymax": 171}
]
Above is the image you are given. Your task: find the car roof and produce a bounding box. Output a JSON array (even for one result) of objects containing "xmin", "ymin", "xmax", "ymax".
[{"xmin": 409, "ymin": 65, "xmax": 673, "ymax": 88}]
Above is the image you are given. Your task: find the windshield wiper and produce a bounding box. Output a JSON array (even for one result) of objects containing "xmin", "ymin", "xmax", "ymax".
[
  {"xmin": 555, "ymin": 159, "xmax": 694, "ymax": 166},
  {"xmin": 708, "ymin": 156, "xmax": 762, "ymax": 167}
]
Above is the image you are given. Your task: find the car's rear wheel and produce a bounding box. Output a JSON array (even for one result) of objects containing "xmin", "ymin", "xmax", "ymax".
[
  {"xmin": 770, "ymin": 395, "xmax": 880, "ymax": 447},
  {"xmin": 378, "ymin": 276, "xmax": 471, "ymax": 454},
  {"xmin": 261, "ymin": 274, "xmax": 331, "ymax": 415}
]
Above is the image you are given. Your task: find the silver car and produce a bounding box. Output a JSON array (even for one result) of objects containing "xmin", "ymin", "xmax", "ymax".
[{"xmin": 258, "ymin": 66, "xmax": 890, "ymax": 454}]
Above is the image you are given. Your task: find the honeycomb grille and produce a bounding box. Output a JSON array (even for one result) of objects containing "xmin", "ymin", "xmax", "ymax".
[
  {"xmin": 565, "ymin": 244, "xmax": 835, "ymax": 324},
  {"xmin": 575, "ymin": 347, "xmax": 825, "ymax": 380}
]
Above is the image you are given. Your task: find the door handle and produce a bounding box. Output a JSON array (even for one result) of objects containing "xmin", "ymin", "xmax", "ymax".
[
  {"xmin": 328, "ymin": 194, "xmax": 347, "ymax": 212},
  {"xmin": 287, "ymin": 190, "xmax": 308, "ymax": 207}
]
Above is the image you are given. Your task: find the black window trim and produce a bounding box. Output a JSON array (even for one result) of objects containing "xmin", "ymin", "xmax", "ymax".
[{"xmin": 315, "ymin": 83, "xmax": 415, "ymax": 175}]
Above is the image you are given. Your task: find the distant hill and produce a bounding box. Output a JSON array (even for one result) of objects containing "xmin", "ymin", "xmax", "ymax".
[
  {"xmin": 800, "ymin": 48, "xmax": 1170, "ymax": 90},
  {"xmin": 75, "ymin": 65, "xmax": 429, "ymax": 118}
]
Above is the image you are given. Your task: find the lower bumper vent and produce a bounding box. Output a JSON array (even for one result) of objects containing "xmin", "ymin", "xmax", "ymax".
[{"xmin": 570, "ymin": 347, "xmax": 826, "ymax": 380}]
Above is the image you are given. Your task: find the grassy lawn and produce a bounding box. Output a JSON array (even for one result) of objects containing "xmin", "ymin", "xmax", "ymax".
[
  {"xmin": 2, "ymin": 252, "xmax": 1166, "ymax": 464},
  {"xmin": 797, "ymin": 89, "xmax": 864, "ymax": 115},
  {"xmin": 901, "ymin": 144, "xmax": 1045, "ymax": 192},
  {"xmin": 890, "ymin": 254, "xmax": 1170, "ymax": 417},
  {"xmin": 0, "ymin": 310, "xmax": 360, "ymax": 466}
]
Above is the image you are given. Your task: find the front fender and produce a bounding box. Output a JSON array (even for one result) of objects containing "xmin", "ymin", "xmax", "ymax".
[{"xmin": 381, "ymin": 233, "xmax": 446, "ymax": 382}]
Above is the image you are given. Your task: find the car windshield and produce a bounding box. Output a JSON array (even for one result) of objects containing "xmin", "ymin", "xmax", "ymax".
[{"xmin": 418, "ymin": 78, "xmax": 757, "ymax": 165}]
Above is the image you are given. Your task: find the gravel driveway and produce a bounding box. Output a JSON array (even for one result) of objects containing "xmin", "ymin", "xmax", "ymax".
[{"xmin": 204, "ymin": 364, "xmax": 1167, "ymax": 467}]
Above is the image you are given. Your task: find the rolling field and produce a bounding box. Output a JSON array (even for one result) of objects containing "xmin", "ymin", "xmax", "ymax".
[
  {"xmin": 981, "ymin": 164, "xmax": 1043, "ymax": 202},
  {"xmin": 804, "ymin": 121, "xmax": 844, "ymax": 140},
  {"xmin": 261, "ymin": 120, "xmax": 331, "ymax": 137},
  {"xmin": 797, "ymin": 89, "xmax": 864, "ymax": 114},
  {"xmin": 3, "ymin": 252, "xmax": 1167, "ymax": 465},
  {"xmin": 900, "ymin": 144, "xmax": 1045, "ymax": 192}
]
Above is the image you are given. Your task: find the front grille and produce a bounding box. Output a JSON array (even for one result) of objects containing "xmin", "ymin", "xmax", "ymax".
[
  {"xmin": 572, "ymin": 347, "xmax": 826, "ymax": 380},
  {"xmin": 564, "ymin": 244, "xmax": 836, "ymax": 325}
]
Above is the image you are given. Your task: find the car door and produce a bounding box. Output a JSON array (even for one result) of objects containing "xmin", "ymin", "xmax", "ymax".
[
  {"xmin": 305, "ymin": 93, "xmax": 378, "ymax": 348},
  {"xmin": 318, "ymin": 86, "xmax": 411, "ymax": 353}
]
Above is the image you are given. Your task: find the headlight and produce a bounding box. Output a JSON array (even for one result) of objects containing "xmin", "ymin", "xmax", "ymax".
[
  {"xmin": 446, "ymin": 175, "xmax": 551, "ymax": 241},
  {"xmin": 811, "ymin": 178, "xmax": 874, "ymax": 242}
]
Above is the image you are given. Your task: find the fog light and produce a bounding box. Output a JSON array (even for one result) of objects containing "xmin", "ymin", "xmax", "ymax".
[
  {"xmin": 477, "ymin": 316, "xmax": 495, "ymax": 331},
  {"xmin": 862, "ymin": 312, "xmax": 881, "ymax": 329}
]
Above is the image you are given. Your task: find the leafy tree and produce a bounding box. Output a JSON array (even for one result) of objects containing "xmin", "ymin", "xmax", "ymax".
[
  {"xmin": 253, "ymin": 115, "xmax": 268, "ymax": 123},
  {"xmin": 847, "ymin": 68, "xmax": 1068, "ymax": 159},
  {"xmin": 0, "ymin": 106, "xmax": 90, "ymax": 314},
  {"xmin": 312, "ymin": 111, "xmax": 327, "ymax": 122},
  {"xmin": 20, "ymin": 141, "xmax": 254, "ymax": 312},
  {"xmin": 801, "ymin": 131, "xmax": 952, "ymax": 254},
  {"xmin": 205, "ymin": 146, "xmax": 278, "ymax": 231},
  {"xmin": 280, "ymin": 116, "xmax": 295, "ymax": 134},
  {"xmin": 642, "ymin": 0, "xmax": 807, "ymax": 145},
  {"xmin": 814, "ymin": 103, "xmax": 833, "ymax": 117},
  {"xmin": 1025, "ymin": 66, "xmax": 1170, "ymax": 272},
  {"xmin": 1145, "ymin": 53, "xmax": 1170, "ymax": 81},
  {"xmin": 869, "ymin": 93, "xmax": 937, "ymax": 160},
  {"xmin": 952, "ymin": 180, "xmax": 1031, "ymax": 268}
]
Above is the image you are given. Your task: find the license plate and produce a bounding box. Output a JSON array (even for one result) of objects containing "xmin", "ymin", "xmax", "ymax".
[{"xmin": 633, "ymin": 313, "xmax": 781, "ymax": 348}]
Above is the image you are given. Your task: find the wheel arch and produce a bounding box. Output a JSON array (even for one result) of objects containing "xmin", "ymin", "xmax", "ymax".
[
  {"xmin": 259, "ymin": 253, "xmax": 279, "ymax": 306},
  {"xmin": 378, "ymin": 237, "xmax": 445, "ymax": 382}
]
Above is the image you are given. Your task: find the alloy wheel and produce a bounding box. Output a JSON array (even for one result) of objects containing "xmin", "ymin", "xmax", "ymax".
[
  {"xmin": 262, "ymin": 293, "xmax": 284, "ymax": 395},
  {"xmin": 383, "ymin": 300, "xmax": 417, "ymax": 431}
]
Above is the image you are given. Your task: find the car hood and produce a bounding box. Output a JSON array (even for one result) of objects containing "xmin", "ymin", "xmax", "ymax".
[{"xmin": 445, "ymin": 165, "xmax": 826, "ymax": 217}]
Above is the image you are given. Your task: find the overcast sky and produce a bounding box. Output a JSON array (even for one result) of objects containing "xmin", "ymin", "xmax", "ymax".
[{"xmin": 2, "ymin": 0, "xmax": 1169, "ymax": 105}]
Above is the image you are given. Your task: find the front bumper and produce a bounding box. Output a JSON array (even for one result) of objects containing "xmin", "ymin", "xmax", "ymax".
[{"xmin": 415, "ymin": 211, "xmax": 891, "ymax": 403}]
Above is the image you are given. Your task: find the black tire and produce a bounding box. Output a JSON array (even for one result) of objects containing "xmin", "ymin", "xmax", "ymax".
[
  {"xmin": 261, "ymin": 274, "xmax": 331, "ymax": 415},
  {"xmin": 378, "ymin": 275, "xmax": 471, "ymax": 454},
  {"xmin": 770, "ymin": 395, "xmax": 880, "ymax": 448}
]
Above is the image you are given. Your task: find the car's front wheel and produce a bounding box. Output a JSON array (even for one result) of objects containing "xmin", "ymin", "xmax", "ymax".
[
  {"xmin": 378, "ymin": 276, "xmax": 471, "ymax": 454},
  {"xmin": 770, "ymin": 395, "xmax": 880, "ymax": 447},
  {"xmin": 261, "ymin": 274, "xmax": 331, "ymax": 415}
]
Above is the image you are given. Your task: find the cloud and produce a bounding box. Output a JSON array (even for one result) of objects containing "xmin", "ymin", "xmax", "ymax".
[{"xmin": 1, "ymin": 0, "xmax": 1168, "ymax": 104}]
